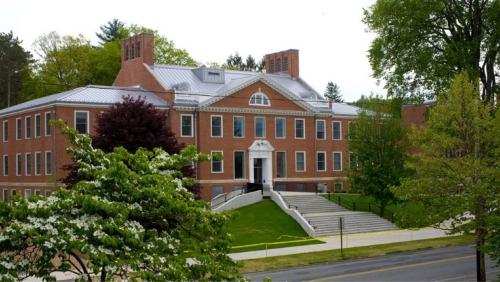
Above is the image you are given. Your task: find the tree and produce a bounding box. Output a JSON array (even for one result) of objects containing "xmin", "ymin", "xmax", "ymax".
[
  {"xmin": 0, "ymin": 121, "xmax": 240, "ymax": 281},
  {"xmin": 393, "ymin": 73, "xmax": 500, "ymax": 281},
  {"xmin": 96, "ymin": 18, "xmax": 128, "ymax": 44},
  {"xmin": 348, "ymin": 97, "xmax": 410, "ymax": 217},
  {"xmin": 363, "ymin": 0, "xmax": 500, "ymax": 104},
  {"xmin": 324, "ymin": 82, "xmax": 343, "ymax": 102},
  {"xmin": 0, "ymin": 31, "xmax": 33, "ymax": 108},
  {"xmin": 223, "ymin": 52, "xmax": 264, "ymax": 71}
]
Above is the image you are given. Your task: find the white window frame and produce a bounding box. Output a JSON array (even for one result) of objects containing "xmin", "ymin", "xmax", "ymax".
[
  {"xmin": 74, "ymin": 111, "xmax": 90, "ymax": 135},
  {"xmin": 275, "ymin": 117, "xmax": 286, "ymax": 139},
  {"xmin": 249, "ymin": 92, "xmax": 271, "ymax": 107},
  {"xmin": 3, "ymin": 120, "xmax": 8, "ymax": 142},
  {"xmin": 295, "ymin": 151, "xmax": 306, "ymax": 172},
  {"xmin": 25, "ymin": 116, "xmax": 31, "ymax": 139},
  {"xmin": 316, "ymin": 119, "xmax": 326, "ymax": 140},
  {"xmin": 233, "ymin": 116, "xmax": 245, "ymax": 138},
  {"xmin": 3, "ymin": 155, "xmax": 8, "ymax": 176},
  {"xmin": 24, "ymin": 189, "xmax": 32, "ymax": 199},
  {"xmin": 34, "ymin": 113, "xmax": 41, "ymax": 138},
  {"xmin": 276, "ymin": 151, "xmax": 287, "ymax": 178},
  {"xmin": 180, "ymin": 114, "xmax": 194, "ymax": 137},
  {"xmin": 211, "ymin": 150, "xmax": 224, "ymax": 173},
  {"xmin": 294, "ymin": 118, "xmax": 305, "ymax": 139},
  {"xmin": 233, "ymin": 150, "xmax": 245, "ymax": 179},
  {"xmin": 16, "ymin": 153, "xmax": 22, "ymax": 176},
  {"xmin": 316, "ymin": 151, "xmax": 327, "ymax": 172},
  {"xmin": 34, "ymin": 151, "xmax": 41, "ymax": 176},
  {"xmin": 333, "ymin": 121, "xmax": 342, "ymax": 140},
  {"xmin": 45, "ymin": 151, "xmax": 52, "ymax": 176},
  {"xmin": 45, "ymin": 111, "xmax": 52, "ymax": 136},
  {"xmin": 210, "ymin": 115, "xmax": 223, "ymax": 138},
  {"xmin": 255, "ymin": 116, "xmax": 266, "ymax": 138},
  {"xmin": 334, "ymin": 182, "xmax": 344, "ymax": 192},
  {"xmin": 25, "ymin": 153, "xmax": 31, "ymax": 176},
  {"xmin": 333, "ymin": 151, "xmax": 343, "ymax": 172},
  {"xmin": 16, "ymin": 118, "xmax": 22, "ymax": 140},
  {"xmin": 2, "ymin": 188, "xmax": 8, "ymax": 202}
]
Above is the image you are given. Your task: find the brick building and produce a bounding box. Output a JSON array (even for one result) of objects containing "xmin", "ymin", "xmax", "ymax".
[{"xmin": 0, "ymin": 33, "xmax": 362, "ymax": 201}]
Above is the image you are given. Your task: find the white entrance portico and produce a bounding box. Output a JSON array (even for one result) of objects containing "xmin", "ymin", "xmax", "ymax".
[{"xmin": 248, "ymin": 140, "xmax": 274, "ymax": 190}]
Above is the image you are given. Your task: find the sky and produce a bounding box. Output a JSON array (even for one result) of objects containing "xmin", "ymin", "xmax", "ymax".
[{"xmin": 1, "ymin": 0, "xmax": 385, "ymax": 102}]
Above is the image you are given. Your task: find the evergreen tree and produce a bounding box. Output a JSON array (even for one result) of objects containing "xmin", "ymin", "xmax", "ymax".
[
  {"xmin": 96, "ymin": 18, "xmax": 128, "ymax": 44},
  {"xmin": 324, "ymin": 82, "xmax": 343, "ymax": 102}
]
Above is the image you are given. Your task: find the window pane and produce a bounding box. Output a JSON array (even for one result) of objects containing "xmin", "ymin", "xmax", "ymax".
[
  {"xmin": 316, "ymin": 120, "xmax": 325, "ymax": 139},
  {"xmin": 181, "ymin": 115, "xmax": 192, "ymax": 136},
  {"xmin": 3, "ymin": 121, "xmax": 8, "ymax": 141},
  {"xmin": 45, "ymin": 113, "xmax": 52, "ymax": 135},
  {"xmin": 295, "ymin": 119, "xmax": 304, "ymax": 138},
  {"xmin": 276, "ymin": 118, "xmax": 285, "ymax": 138},
  {"xmin": 234, "ymin": 151, "xmax": 244, "ymax": 179},
  {"xmin": 277, "ymin": 152, "xmax": 286, "ymax": 177},
  {"xmin": 46, "ymin": 152, "xmax": 52, "ymax": 175},
  {"xmin": 333, "ymin": 121, "xmax": 341, "ymax": 140},
  {"xmin": 211, "ymin": 116, "xmax": 222, "ymax": 137},
  {"xmin": 3, "ymin": 156, "xmax": 8, "ymax": 176},
  {"xmin": 26, "ymin": 154, "xmax": 31, "ymax": 175},
  {"xmin": 16, "ymin": 154, "xmax": 22, "ymax": 175},
  {"xmin": 211, "ymin": 152, "xmax": 223, "ymax": 172},
  {"xmin": 35, "ymin": 115, "xmax": 41, "ymax": 137},
  {"xmin": 255, "ymin": 117, "xmax": 265, "ymax": 137},
  {"xmin": 334, "ymin": 182, "xmax": 343, "ymax": 192},
  {"xmin": 317, "ymin": 152, "xmax": 326, "ymax": 171},
  {"xmin": 26, "ymin": 117, "xmax": 31, "ymax": 138},
  {"xmin": 296, "ymin": 152, "xmax": 305, "ymax": 171},
  {"xmin": 16, "ymin": 119, "xmax": 22, "ymax": 139},
  {"xmin": 333, "ymin": 152, "xmax": 342, "ymax": 171},
  {"xmin": 75, "ymin": 112, "xmax": 88, "ymax": 134},
  {"xmin": 35, "ymin": 153, "xmax": 41, "ymax": 175},
  {"xmin": 233, "ymin": 116, "xmax": 244, "ymax": 137}
]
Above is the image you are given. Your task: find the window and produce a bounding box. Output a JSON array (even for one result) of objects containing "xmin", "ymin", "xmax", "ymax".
[
  {"xmin": 25, "ymin": 153, "xmax": 31, "ymax": 176},
  {"xmin": 45, "ymin": 112, "xmax": 52, "ymax": 136},
  {"xmin": 295, "ymin": 119, "xmax": 305, "ymax": 139},
  {"xmin": 45, "ymin": 190, "xmax": 52, "ymax": 196},
  {"xmin": 45, "ymin": 151, "xmax": 52, "ymax": 175},
  {"xmin": 348, "ymin": 121, "xmax": 355, "ymax": 140},
  {"xmin": 234, "ymin": 151, "xmax": 245, "ymax": 179},
  {"xmin": 276, "ymin": 151, "xmax": 287, "ymax": 178},
  {"xmin": 316, "ymin": 151, "xmax": 326, "ymax": 171},
  {"xmin": 233, "ymin": 116, "xmax": 244, "ymax": 138},
  {"xmin": 211, "ymin": 151, "xmax": 223, "ymax": 173},
  {"xmin": 333, "ymin": 152, "xmax": 342, "ymax": 171},
  {"xmin": 295, "ymin": 151, "xmax": 306, "ymax": 172},
  {"xmin": 3, "ymin": 155, "xmax": 8, "ymax": 176},
  {"xmin": 35, "ymin": 114, "xmax": 41, "ymax": 137},
  {"xmin": 350, "ymin": 152, "xmax": 357, "ymax": 169},
  {"xmin": 180, "ymin": 114, "xmax": 193, "ymax": 137},
  {"xmin": 333, "ymin": 121, "xmax": 342, "ymax": 140},
  {"xmin": 211, "ymin": 115, "xmax": 223, "ymax": 137},
  {"xmin": 25, "ymin": 116, "xmax": 31, "ymax": 139},
  {"xmin": 11, "ymin": 190, "xmax": 17, "ymax": 198},
  {"xmin": 24, "ymin": 189, "xmax": 31, "ymax": 199},
  {"xmin": 35, "ymin": 152, "xmax": 41, "ymax": 176},
  {"xmin": 249, "ymin": 93, "xmax": 270, "ymax": 106},
  {"xmin": 74, "ymin": 111, "xmax": 89, "ymax": 134},
  {"xmin": 316, "ymin": 120, "xmax": 326, "ymax": 140},
  {"xmin": 35, "ymin": 189, "xmax": 41, "ymax": 196},
  {"xmin": 16, "ymin": 153, "xmax": 22, "ymax": 176},
  {"xmin": 334, "ymin": 182, "xmax": 344, "ymax": 192},
  {"xmin": 276, "ymin": 58, "xmax": 282, "ymax": 72},
  {"xmin": 3, "ymin": 120, "xmax": 8, "ymax": 142},
  {"xmin": 136, "ymin": 42, "xmax": 141, "ymax": 57},
  {"xmin": 282, "ymin": 57, "xmax": 288, "ymax": 71},
  {"xmin": 2, "ymin": 188, "xmax": 8, "ymax": 202},
  {"xmin": 275, "ymin": 117, "xmax": 286, "ymax": 138},
  {"xmin": 16, "ymin": 118, "xmax": 22, "ymax": 140},
  {"xmin": 255, "ymin": 117, "xmax": 266, "ymax": 138}
]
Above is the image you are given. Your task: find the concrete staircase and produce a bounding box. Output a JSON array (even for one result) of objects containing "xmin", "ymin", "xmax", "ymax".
[{"xmin": 281, "ymin": 194, "xmax": 397, "ymax": 237}]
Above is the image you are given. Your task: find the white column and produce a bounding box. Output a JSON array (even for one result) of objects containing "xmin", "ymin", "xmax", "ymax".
[{"xmin": 248, "ymin": 156, "xmax": 254, "ymax": 183}]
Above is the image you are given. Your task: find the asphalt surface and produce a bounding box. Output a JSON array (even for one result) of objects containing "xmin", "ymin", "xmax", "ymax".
[{"xmin": 246, "ymin": 245, "xmax": 499, "ymax": 281}]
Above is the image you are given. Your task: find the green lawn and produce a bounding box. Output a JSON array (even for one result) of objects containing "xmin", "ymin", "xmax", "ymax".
[
  {"xmin": 227, "ymin": 200, "xmax": 324, "ymax": 252},
  {"xmin": 323, "ymin": 193, "xmax": 428, "ymax": 228}
]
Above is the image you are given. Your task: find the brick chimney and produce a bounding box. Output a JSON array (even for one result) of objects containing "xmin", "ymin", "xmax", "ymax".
[
  {"xmin": 264, "ymin": 49, "xmax": 299, "ymax": 79},
  {"xmin": 121, "ymin": 33, "xmax": 154, "ymax": 65}
]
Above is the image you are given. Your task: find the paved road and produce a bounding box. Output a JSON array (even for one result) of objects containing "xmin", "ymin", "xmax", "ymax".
[{"xmin": 246, "ymin": 245, "xmax": 499, "ymax": 281}]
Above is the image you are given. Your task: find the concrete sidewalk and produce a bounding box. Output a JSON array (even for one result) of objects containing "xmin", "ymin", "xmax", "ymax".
[{"xmin": 229, "ymin": 227, "xmax": 453, "ymax": 260}]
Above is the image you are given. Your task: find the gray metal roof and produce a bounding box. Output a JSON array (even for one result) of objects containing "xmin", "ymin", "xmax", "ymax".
[{"xmin": 0, "ymin": 85, "xmax": 168, "ymax": 116}]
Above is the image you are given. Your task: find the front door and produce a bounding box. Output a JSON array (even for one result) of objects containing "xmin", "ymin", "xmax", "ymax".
[{"xmin": 253, "ymin": 158, "xmax": 263, "ymax": 184}]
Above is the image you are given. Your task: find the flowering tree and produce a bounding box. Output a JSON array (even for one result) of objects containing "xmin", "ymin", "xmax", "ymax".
[{"xmin": 0, "ymin": 121, "xmax": 239, "ymax": 281}]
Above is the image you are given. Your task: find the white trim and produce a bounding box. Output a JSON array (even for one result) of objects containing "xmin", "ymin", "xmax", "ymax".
[
  {"xmin": 3, "ymin": 155, "xmax": 8, "ymax": 176},
  {"xmin": 316, "ymin": 151, "xmax": 327, "ymax": 172},
  {"xmin": 2, "ymin": 120, "xmax": 8, "ymax": 142},
  {"xmin": 210, "ymin": 114, "xmax": 223, "ymax": 138},
  {"xmin": 34, "ymin": 113, "xmax": 41, "ymax": 138},
  {"xmin": 254, "ymin": 116, "xmax": 266, "ymax": 138},
  {"xmin": 2, "ymin": 188, "xmax": 8, "ymax": 201},
  {"xmin": 45, "ymin": 111, "xmax": 52, "ymax": 136},
  {"xmin": 232, "ymin": 116, "xmax": 245, "ymax": 138},
  {"xmin": 295, "ymin": 151, "xmax": 306, "ymax": 172},
  {"xmin": 74, "ymin": 110, "xmax": 90, "ymax": 135},
  {"xmin": 275, "ymin": 151, "xmax": 287, "ymax": 178},
  {"xmin": 275, "ymin": 117, "xmax": 286, "ymax": 139},
  {"xmin": 16, "ymin": 117, "xmax": 22, "ymax": 140},
  {"xmin": 249, "ymin": 92, "xmax": 271, "ymax": 107},
  {"xmin": 180, "ymin": 114, "xmax": 194, "ymax": 137},
  {"xmin": 333, "ymin": 151, "xmax": 343, "ymax": 172},
  {"xmin": 316, "ymin": 119, "xmax": 326, "ymax": 140},
  {"xmin": 16, "ymin": 153, "xmax": 22, "ymax": 176},
  {"xmin": 45, "ymin": 151, "xmax": 52, "ymax": 176},
  {"xmin": 25, "ymin": 153, "xmax": 31, "ymax": 176},
  {"xmin": 211, "ymin": 150, "xmax": 224, "ymax": 173},
  {"xmin": 332, "ymin": 120, "xmax": 342, "ymax": 140},
  {"xmin": 24, "ymin": 115, "xmax": 31, "ymax": 139},
  {"xmin": 294, "ymin": 118, "xmax": 305, "ymax": 139},
  {"xmin": 34, "ymin": 151, "xmax": 41, "ymax": 176},
  {"xmin": 233, "ymin": 150, "xmax": 245, "ymax": 180}
]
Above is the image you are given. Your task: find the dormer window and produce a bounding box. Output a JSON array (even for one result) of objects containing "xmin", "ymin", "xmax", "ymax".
[{"xmin": 249, "ymin": 92, "xmax": 270, "ymax": 106}]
